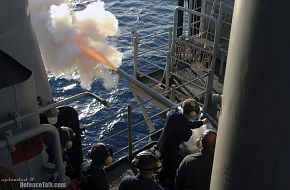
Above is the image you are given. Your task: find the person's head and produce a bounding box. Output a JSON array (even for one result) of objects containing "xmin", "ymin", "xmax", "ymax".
[
  {"xmin": 181, "ymin": 99, "xmax": 200, "ymax": 120},
  {"xmin": 58, "ymin": 126, "xmax": 75, "ymax": 152},
  {"xmin": 88, "ymin": 143, "xmax": 113, "ymax": 167},
  {"xmin": 131, "ymin": 150, "xmax": 162, "ymax": 178},
  {"xmin": 196, "ymin": 129, "xmax": 217, "ymax": 153}
]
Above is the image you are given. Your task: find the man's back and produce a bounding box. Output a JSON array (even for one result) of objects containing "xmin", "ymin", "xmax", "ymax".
[
  {"xmin": 157, "ymin": 109, "xmax": 192, "ymax": 155},
  {"xmin": 82, "ymin": 165, "xmax": 109, "ymax": 190},
  {"xmin": 176, "ymin": 152, "xmax": 214, "ymax": 190},
  {"xmin": 118, "ymin": 174, "xmax": 164, "ymax": 190}
]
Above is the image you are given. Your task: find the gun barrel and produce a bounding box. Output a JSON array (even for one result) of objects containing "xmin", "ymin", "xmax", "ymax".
[{"xmin": 116, "ymin": 69, "xmax": 175, "ymax": 108}]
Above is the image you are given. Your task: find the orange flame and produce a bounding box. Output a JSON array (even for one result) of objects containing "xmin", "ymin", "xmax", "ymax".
[{"xmin": 74, "ymin": 36, "xmax": 117, "ymax": 71}]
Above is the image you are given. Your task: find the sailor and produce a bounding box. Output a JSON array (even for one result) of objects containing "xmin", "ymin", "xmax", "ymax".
[
  {"xmin": 156, "ymin": 98, "xmax": 207, "ymax": 190},
  {"xmin": 175, "ymin": 129, "xmax": 217, "ymax": 190},
  {"xmin": 81, "ymin": 142, "xmax": 113, "ymax": 190},
  {"xmin": 118, "ymin": 150, "xmax": 164, "ymax": 190},
  {"xmin": 58, "ymin": 126, "xmax": 76, "ymax": 178}
]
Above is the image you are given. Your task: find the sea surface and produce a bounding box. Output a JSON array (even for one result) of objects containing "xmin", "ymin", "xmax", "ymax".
[{"xmin": 48, "ymin": 0, "xmax": 177, "ymax": 160}]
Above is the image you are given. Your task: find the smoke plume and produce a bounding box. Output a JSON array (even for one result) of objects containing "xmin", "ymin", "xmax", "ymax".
[{"xmin": 28, "ymin": 0, "xmax": 122, "ymax": 89}]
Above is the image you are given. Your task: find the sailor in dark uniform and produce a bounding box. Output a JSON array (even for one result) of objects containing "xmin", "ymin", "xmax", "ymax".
[
  {"xmin": 58, "ymin": 126, "xmax": 76, "ymax": 179},
  {"xmin": 118, "ymin": 150, "xmax": 164, "ymax": 190},
  {"xmin": 81, "ymin": 142, "xmax": 113, "ymax": 190},
  {"xmin": 175, "ymin": 129, "xmax": 217, "ymax": 190},
  {"xmin": 157, "ymin": 99, "xmax": 207, "ymax": 190}
]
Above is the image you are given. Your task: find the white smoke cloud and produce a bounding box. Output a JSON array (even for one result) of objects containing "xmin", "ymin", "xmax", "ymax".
[{"xmin": 28, "ymin": 0, "xmax": 122, "ymax": 89}]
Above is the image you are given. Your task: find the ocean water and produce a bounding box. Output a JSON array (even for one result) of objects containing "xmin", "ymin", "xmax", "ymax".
[{"xmin": 48, "ymin": 0, "xmax": 177, "ymax": 160}]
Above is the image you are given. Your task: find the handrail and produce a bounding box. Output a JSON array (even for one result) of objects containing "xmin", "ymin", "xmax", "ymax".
[
  {"xmin": 132, "ymin": 106, "xmax": 172, "ymax": 128},
  {"xmin": 110, "ymin": 99, "xmax": 192, "ymax": 158},
  {"xmin": 139, "ymin": 44, "xmax": 168, "ymax": 55},
  {"xmin": 174, "ymin": 37, "xmax": 215, "ymax": 54},
  {"xmin": 113, "ymin": 128, "xmax": 162, "ymax": 156},
  {"xmin": 138, "ymin": 30, "xmax": 168, "ymax": 40},
  {"xmin": 139, "ymin": 59, "xmax": 166, "ymax": 72},
  {"xmin": 96, "ymin": 95, "xmax": 174, "ymax": 143},
  {"xmin": 81, "ymin": 109, "xmax": 128, "ymax": 130},
  {"xmin": 132, "ymin": 128, "xmax": 163, "ymax": 146}
]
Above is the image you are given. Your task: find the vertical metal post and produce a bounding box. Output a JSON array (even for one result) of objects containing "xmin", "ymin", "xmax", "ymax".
[
  {"xmin": 127, "ymin": 105, "xmax": 133, "ymax": 163},
  {"xmin": 200, "ymin": 0, "xmax": 206, "ymax": 35},
  {"xmin": 132, "ymin": 31, "xmax": 139, "ymax": 79},
  {"xmin": 165, "ymin": 51, "xmax": 171, "ymax": 93},
  {"xmin": 218, "ymin": 3, "xmax": 225, "ymax": 80},
  {"xmin": 162, "ymin": 28, "xmax": 173, "ymax": 87},
  {"xmin": 168, "ymin": 27, "xmax": 173, "ymax": 51},
  {"xmin": 188, "ymin": 0, "xmax": 193, "ymax": 36},
  {"xmin": 171, "ymin": 84, "xmax": 176, "ymax": 102},
  {"xmin": 172, "ymin": 8, "xmax": 179, "ymax": 55},
  {"xmin": 177, "ymin": 0, "xmax": 185, "ymax": 37},
  {"xmin": 193, "ymin": 0, "xmax": 202, "ymax": 35}
]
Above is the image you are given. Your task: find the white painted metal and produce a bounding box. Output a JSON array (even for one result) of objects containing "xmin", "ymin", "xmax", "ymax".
[{"xmin": 0, "ymin": 0, "xmax": 53, "ymax": 106}]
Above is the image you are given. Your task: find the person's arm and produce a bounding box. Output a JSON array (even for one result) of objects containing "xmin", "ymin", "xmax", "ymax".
[
  {"xmin": 190, "ymin": 118, "xmax": 208, "ymax": 129},
  {"xmin": 183, "ymin": 128, "xmax": 193, "ymax": 142}
]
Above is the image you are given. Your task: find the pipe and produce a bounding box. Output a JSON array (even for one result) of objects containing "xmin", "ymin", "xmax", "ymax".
[
  {"xmin": 165, "ymin": 51, "xmax": 171, "ymax": 92},
  {"xmin": 132, "ymin": 31, "xmax": 139, "ymax": 79},
  {"xmin": 168, "ymin": 27, "xmax": 173, "ymax": 50},
  {"xmin": 177, "ymin": 0, "xmax": 185, "ymax": 37},
  {"xmin": 116, "ymin": 69, "xmax": 175, "ymax": 108},
  {"xmin": 211, "ymin": 1, "xmax": 290, "ymax": 189},
  {"xmin": 0, "ymin": 124, "xmax": 66, "ymax": 183}
]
